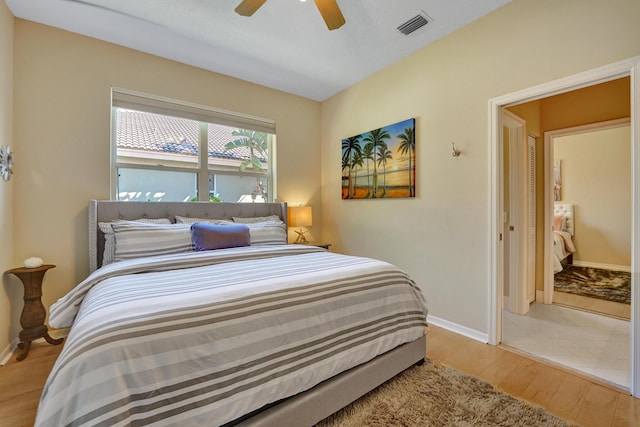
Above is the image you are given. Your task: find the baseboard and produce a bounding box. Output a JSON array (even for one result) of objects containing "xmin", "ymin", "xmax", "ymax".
[
  {"xmin": 0, "ymin": 338, "xmax": 19, "ymax": 366},
  {"xmin": 571, "ymin": 261, "xmax": 631, "ymax": 272},
  {"xmin": 427, "ymin": 315, "xmax": 489, "ymax": 344}
]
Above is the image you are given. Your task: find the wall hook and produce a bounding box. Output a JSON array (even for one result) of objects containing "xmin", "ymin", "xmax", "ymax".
[{"xmin": 451, "ymin": 142, "xmax": 461, "ymax": 157}]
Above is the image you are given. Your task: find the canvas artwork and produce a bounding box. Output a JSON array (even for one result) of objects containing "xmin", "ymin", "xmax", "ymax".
[
  {"xmin": 341, "ymin": 118, "xmax": 416, "ymax": 199},
  {"xmin": 553, "ymin": 159, "xmax": 562, "ymax": 201}
]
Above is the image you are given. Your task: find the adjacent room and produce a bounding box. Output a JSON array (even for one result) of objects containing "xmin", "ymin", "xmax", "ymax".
[{"xmin": 1, "ymin": 0, "xmax": 639, "ymax": 426}]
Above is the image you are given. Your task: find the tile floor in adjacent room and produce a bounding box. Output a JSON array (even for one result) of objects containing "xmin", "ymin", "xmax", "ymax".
[{"xmin": 502, "ymin": 302, "xmax": 630, "ymax": 389}]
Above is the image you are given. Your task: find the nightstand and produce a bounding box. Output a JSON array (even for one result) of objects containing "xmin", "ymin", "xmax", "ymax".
[
  {"xmin": 295, "ymin": 242, "xmax": 332, "ymax": 250},
  {"xmin": 6, "ymin": 264, "xmax": 64, "ymax": 361}
]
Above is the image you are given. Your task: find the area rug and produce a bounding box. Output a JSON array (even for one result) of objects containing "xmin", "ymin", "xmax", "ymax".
[
  {"xmin": 315, "ymin": 359, "xmax": 575, "ymax": 427},
  {"xmin": 554, "ymin": 265, "xmax": 631, "ymax": 304}
]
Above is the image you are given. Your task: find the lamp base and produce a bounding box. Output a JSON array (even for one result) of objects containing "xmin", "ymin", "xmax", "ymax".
[{"xmin": 294, "ymin": 229, "xmax": 309, "ymax": 244}]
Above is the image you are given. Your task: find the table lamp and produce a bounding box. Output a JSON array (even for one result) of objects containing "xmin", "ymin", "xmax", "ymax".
[{"xmin": 289, "ymin": 206, "xmax": 312, "ymax": 244}]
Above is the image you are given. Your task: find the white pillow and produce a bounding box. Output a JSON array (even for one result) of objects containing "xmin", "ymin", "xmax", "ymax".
[
  {"xmin": 111, "ymin": 221, "xmax": 193, "ymax": 261},
  {"xmin": 99, "ymin": 218, "xmax": 171, "ymax": 266}
]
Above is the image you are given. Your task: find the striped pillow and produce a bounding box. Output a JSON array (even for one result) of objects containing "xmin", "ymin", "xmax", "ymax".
[
  {"xmin": 99, "ymin": 218, "xmax": 172, "ymax": 266},
  {"xmin": 232, "ymin": 215, "xmax": 281, "ymax": 224},
  {"xmin": 176, "ymin": 215, "xmax": 286, "ymax": 246},
  {"xmin": 245, "ymin": 221, "xmax": 287, "ymax": 245},
  {"xmin": 174, "ymin": 215, "xmax": 226, "ymax": 225},
  {"xmin": 112, "ymin": 221, "xmax": 193, "ymax": 261}
]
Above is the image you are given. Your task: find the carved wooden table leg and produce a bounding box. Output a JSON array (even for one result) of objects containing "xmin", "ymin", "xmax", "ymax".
[
  {"xmin": 6, "ymin": 264, "xmax": 64, "ymax": 361},
  {"xmin": 16, "ymin": 341, "xmax": 31, "ymax": 362},
  {"xmin": 44, "ymin": 333, "xmax": 65, "ymax": 345}
]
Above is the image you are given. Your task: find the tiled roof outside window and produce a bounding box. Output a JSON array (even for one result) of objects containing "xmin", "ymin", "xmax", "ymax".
[{"xmin": 116, "ymin": 109, "xmax": 256, "ymax": 160}]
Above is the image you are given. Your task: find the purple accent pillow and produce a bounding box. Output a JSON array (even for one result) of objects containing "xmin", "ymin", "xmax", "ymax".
[{"xmin": 191, "ymin": 222, "xmax": 250, "ymax": 251}]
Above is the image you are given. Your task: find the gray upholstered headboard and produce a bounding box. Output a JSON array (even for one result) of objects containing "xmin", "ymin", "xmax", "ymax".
[{"xmin": 88, "ymin": 200, "xmax": 288, "ymax": 273}]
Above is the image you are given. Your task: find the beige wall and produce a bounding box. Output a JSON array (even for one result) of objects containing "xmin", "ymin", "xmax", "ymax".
[
  {"xmin": 8, "ymin": 20, "xmax": 321, "ymax": 344},
  {"xmin": 555, "ymin": 125, "xmax": 631, "ymax": 267},
  {"xmin": 320, "ymin": 0, "xmax": 640, "ymax": 332},
  {"xmin": 0, "ymin": 0, "xmax": 15, "ymax": 357},
  {"xmin": 2, "ymin": 0, "xmax": 640, "ymax": 349}
]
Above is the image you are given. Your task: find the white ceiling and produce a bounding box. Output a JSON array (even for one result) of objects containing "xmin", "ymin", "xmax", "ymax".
[{"xmin": 6, "ymin": 0, "xmax": 510, "ymax": 101}]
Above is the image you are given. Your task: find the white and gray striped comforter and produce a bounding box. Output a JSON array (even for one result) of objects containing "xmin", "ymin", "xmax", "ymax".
[{"xmin": 37, "ymin": 245, "xmax": 428, "ymax": 426}]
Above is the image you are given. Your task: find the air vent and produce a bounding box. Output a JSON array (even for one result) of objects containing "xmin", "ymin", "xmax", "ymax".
[{"xmin": 397, "ymin": 14, "xmax": 429, "ymax": 35}]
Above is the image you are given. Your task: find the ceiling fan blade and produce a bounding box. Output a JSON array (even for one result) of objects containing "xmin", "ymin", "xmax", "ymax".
[
  {"xmin": 235, "ymin": 0, "xmax": 268, "ymax": 17},
  {"xmin": 314, "ymin": 0, "xmax": 345, "ymax": 30}
]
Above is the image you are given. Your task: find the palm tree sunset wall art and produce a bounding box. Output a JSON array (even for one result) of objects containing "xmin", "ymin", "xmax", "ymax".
[{"xmin": 342, "ymin": 118, "xmax": 416, "ymax": 199}]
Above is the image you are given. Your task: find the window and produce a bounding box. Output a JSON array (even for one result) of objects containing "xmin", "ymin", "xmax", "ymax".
[{"xmin": 111, "ymin": 89, "xmax": 276, "ymax": 203}]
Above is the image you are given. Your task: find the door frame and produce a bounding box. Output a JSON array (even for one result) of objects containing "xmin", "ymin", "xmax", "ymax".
[{"xmin": 488, "ymin": 55, "xmax": 640, "ymax": 396}]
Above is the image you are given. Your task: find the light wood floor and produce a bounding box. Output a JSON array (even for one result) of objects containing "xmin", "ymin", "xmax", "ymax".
[
  {"xmin": 427, "ymin": 325, "xmax": 640, "ymax": 427},
  {"xmin": 0, "ymin": 340, "xmax": 61, "ymax": 427},
  {"xmin": 553, "ymin": 290, "xmax": 631, "ymax": 320},
  {"xmin": 1, "ymin": 327, "xmax": 639, "ymax": 426}
]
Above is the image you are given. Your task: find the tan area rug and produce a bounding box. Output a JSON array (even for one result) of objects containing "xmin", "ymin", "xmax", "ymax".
[{"xmin": 315, "ymin": 359, "xmax": 576, "ymax": 427}]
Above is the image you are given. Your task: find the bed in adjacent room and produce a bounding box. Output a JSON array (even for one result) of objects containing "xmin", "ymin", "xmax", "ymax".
[
  {"xmin": 35, "ymin": 200, "xmax": 428, "ymax": 427},
  {"xmin": 553, "ymin": 203, "xmax": 576, "ymax": 273}
]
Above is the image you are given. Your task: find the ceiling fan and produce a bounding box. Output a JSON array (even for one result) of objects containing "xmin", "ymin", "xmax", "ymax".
[{"xmin": 235, "ymin": 0, "xmax": 345, "ymax": 30}]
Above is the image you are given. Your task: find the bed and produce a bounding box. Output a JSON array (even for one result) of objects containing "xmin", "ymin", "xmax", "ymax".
[
  {"xmin": 553, "ymin": 203, "xmax": 576, "ymax": 273},
  {"xmin": 36, "ymin": 200, "xmax": 428, "ymax": 426}
]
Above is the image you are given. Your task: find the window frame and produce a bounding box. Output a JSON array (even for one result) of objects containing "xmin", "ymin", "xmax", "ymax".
[{"xmin": 110, "ymin": 88, "xmax": 276, "ymax": 202}]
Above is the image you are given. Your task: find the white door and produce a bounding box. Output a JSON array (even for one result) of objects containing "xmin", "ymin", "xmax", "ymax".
[{"xmin": 504, "ymin": 110, "xmax": 529, "ymax": 315}]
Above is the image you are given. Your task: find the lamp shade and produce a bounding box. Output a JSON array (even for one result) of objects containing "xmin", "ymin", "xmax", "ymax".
[{"xmin": 288, "ymin": 206, "xmax": 312, "ymax": 227}]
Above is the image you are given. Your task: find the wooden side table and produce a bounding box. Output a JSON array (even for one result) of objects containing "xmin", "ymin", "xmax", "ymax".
[
  {"xmin": 294, "ymin": 242, "xmax": 332, "ymax": 250},
  {"xmin": 6, "ymin": 264, "xmax": 64, "ymax": 361}
]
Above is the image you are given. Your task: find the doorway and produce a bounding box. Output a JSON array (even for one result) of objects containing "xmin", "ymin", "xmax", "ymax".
[
  {"xmin": 544, "ymin": 119, "xmax": 632, "ymax": 320},
  {"xmin": 488, "ymin": 56, "xmax": 640, "ymax": 396},
  {"xmin": 503, "ymin": 115, "xmax": 632, "ymax": 388}
]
